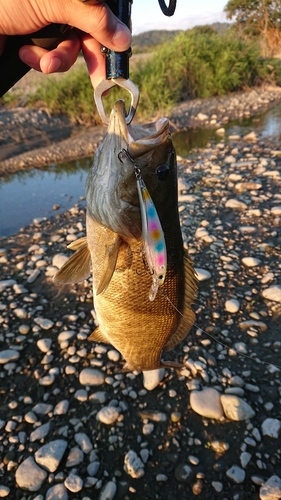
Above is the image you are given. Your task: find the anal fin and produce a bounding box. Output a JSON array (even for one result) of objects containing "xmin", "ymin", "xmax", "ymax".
[{"xmin": 88, "ymin": 327, "xmax": 109, "ymax": 344}]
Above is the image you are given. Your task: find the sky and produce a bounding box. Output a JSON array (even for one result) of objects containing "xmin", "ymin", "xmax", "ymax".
[{"xmin": 132, "ymin": 0, "xmax": 229, "ymax": 35}]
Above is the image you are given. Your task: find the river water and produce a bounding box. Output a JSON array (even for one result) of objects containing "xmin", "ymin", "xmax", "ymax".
[{"xmin": 1, "ymin": 103, "xmax": 281, "ymax": 238}]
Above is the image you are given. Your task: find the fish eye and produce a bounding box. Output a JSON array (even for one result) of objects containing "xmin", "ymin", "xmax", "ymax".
[{"xmin": 156, "ymin": 163, "xmax": 169, "ymax": 180}]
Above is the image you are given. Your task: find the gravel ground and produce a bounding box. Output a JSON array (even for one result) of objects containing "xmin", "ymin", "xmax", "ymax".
[{"xmin": 0, "ymin": 122, "xmax": 281, "ymax": 499}]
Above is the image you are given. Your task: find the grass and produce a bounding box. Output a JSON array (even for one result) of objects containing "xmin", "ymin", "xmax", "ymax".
[{"xmin": 1, "ymin": 31, "xmax": 280, "ymax": 122}]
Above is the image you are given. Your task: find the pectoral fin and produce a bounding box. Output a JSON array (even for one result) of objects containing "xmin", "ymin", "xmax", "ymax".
[
  {"xmin": 164, "ymin": 251, "xmax": 197, "ymax": 352},
  {"xmin": 53, "ymin": 242, "xmax": 91, "ymax": 285},
  {"xmin": 96, "ymin": 237, "xmax": 121, "ymax": 295}
]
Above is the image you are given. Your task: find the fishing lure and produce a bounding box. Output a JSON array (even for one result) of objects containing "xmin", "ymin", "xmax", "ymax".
[{"xmin": 118, "ymin": 148, "xmax": 167, "ymax": 301}]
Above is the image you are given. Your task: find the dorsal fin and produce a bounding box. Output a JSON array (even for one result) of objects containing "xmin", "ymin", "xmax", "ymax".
[
  {"xmin": 53, "ymin": 243, "xmax": 91, "ymax": 285},
  {"xmin": 164, "ymin": 251, "xmax": 197, "ymax": 352}
]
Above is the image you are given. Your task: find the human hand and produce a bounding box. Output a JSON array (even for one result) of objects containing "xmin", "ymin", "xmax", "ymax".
[{"xmin": 0, "ymin": 0, "xmax": 132, "ymax": 88}]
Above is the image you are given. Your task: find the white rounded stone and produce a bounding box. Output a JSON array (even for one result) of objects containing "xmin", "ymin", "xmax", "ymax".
[
  {"xmin": 190, "ymin": 388, "xmax": 224, "ymax": 419},
  {"xmin": 220, "ymin": 395, "xmax": 255, "ymax": 421}
]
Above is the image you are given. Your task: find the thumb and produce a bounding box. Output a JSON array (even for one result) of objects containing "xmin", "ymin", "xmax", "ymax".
[{"xmin": 51, "ymin": 1, "xmax": 132, "ymax": 51}]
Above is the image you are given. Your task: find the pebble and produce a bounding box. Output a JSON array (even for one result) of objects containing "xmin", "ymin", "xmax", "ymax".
[
  {"xmin": 225, "ymin": 298, "xmax": 240, "ymax": 313},
  {"xmin": 34, "ymin": 317, "xmax": 54, "ymax": 330},
  {"xmin": 79, "ymin": 368, "xmax": 105, "ymax": 385},
  {"xmin": 225, "ymin": 199, "xmax": 247, "ymax": 210},
  {"xmin": 0, "ymin": 350, "xmax": 20, "ymax": 364},
  {"xmin": 0, "ymin": 279, "xmax": 16, "ymax": 291},
  {"xmin": 242, "ymin": 257, "xmax": 261, "ymax": 267},
  {"xmin": 96, "ymin": 406, "xmax": 120, "ymax": 425},
  {"xmin": 74, "ymin": 433, "xmax": 93, "ymax": 454},
  {"xmin": 261, "ymin": 418, "xmax": 281, "ymax": 438},
  {"xmin": 87, "ymin": 461, "xmax": 100, "ymax": 476},
  {"xmin": 64, "ymin": 473, "xmax": 83, "ymax": 492},
  {"xmin": 220, "ymin": 395, "xmax": 255, "ymax": 421},
  {"xmin": 190, "ymin": 388, "xmax": 224, "ymax": 419},
  {"xmin": 142, "ymin": 368, "xmax": 165, "ymax": 390},
  {"xmin": 32, "ymin": 403, "xmax": 53, "ymax": 415},
  {"xmin": 262, "ymin": 285, "xmax": 281, "ymax": 303},
  {"xmin": 37, "ymin": 338, "xmax": 52, "ymax": 353},
  {"xmin": 259, "ymin": 475, "xmax": 281, "ymax": 500},
  {"xmin": 99, "ymin": 481, "xmax": 117, "ymax": 500},
  {"xmin": 226, "ymin": 465, "xmax": 245, "ymax": 483},
  {"xmin": 30, "ymin": 422, "xmax": 50, "ymax": 442},
  {"xmin": 52, "ymin": 253, "xmax": 69, "ymax": 269},
  {"xmin": 34, "ymin": 439, "xmax": 68, "ymax": 472},
  {"xmin": 124, "ymin": 451, "xmax": 145, "ymax": 479},
  {"xmin": 240, "ymin": 452, "xmax": 252, "ymax": 468},
  {"xmin": 174, "ymin": 464, "xmax": 193, "ymax": 483},
  {"xmin": 15, "ymin": 456, "xmax": 47, "ymax": 491},
  {"xmin": 54, "ymin": 400, "xmax": 69, "ymax": 415},
  {"xmin": 194, "ymin": 268, "xmax": 212, "ymax": 281},
  {"xmin": 45, "ymin": 484, "xmax": 68, "ymax": 500},
  {"xmin": 0, "ymin": 486, "xmax": 10, "ymax": 497},
  {"xmin": 66, "ymin": 447, "xmax": 84, "ymax": 467}
]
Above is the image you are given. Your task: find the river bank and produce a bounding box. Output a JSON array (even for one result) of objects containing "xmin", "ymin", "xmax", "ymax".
[
  {"xmin": 0, "ymin": 114, "xmax": 281, "ymax": 498},
  {"xmin": 1, "ymin": 85, "xmax": 281, "ymax": 177}
]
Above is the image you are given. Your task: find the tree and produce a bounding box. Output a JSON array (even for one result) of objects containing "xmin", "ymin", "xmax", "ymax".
[{"xmin": 224, "ymin": 0, "xmax": 281, "ymax": 55}]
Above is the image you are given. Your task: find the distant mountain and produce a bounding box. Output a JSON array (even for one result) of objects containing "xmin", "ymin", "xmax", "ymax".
[
  {"xmin": 132, "ymin": 23, "xmax": 231, "ymax": 50},
  {"xmin": 132, "ymin": 30, "xmax": 181, "ymax": 49}
]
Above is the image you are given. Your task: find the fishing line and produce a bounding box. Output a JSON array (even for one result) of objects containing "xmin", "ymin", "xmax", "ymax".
[{"xmin": 157, "ymin": 287, "xmax": 281, "ymax": 371}]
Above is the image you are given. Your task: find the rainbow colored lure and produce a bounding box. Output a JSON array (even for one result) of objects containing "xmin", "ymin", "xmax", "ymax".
[
  {"xmin": 136, "ymin": 177, "xmax": 167, "ymax": 302},
  {"xmin": 118, "ymin": 148, "xmax": 167, "ymax": 301}
]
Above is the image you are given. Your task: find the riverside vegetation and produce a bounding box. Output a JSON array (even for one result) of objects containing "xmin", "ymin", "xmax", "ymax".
[{"xmin": 1, "ymin": 29, "xmax": 281, "ymax": 123}]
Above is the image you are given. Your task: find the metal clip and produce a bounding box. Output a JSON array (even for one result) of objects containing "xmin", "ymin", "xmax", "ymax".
[{"xmin": 94, "ymin": 77, "xmax": 139, "ymax": 125}]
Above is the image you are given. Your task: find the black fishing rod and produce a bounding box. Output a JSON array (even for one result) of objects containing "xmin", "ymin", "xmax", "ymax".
[{"xmin": 0, "ymin": 0, "xmax": 177, "ymax": 98}]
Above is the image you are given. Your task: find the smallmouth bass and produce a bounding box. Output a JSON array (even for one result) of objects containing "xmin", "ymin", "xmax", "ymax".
[{"xmin": 54, "ymin": 100, "xmax": 197, "ymax": 371}]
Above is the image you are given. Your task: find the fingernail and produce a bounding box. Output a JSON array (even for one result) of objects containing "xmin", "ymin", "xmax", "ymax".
[
  {"xmin": 20, "ymin": 49, "xmax": 39, "ymax": 65},
  {"xmin": 48, "ymin": 57, "xmax": 62, "ymax": 73},
  {"xmin": 112, "ymin": 23, "xmax": 132, "ymax": 48}
]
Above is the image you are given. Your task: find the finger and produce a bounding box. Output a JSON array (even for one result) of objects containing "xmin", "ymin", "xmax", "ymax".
[
  {"xmin": 0, "ymin": 35, "xmax": 6, "ymax": 56},
  {"xmin": 47, "ymin": 1, "xmax": 132, "ymax": 52},
  {"xmin": 81, "ymin": 33, "xmax": 106, "ymax": 88},
  {"xmin": 19, "ymin": 34, "xmax": 81, "ymax": 73}
]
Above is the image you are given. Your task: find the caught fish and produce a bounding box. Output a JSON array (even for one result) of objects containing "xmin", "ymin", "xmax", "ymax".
[{"xmin": 54, "ymin": 100, "xmax": 197, "ymax": 371}]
